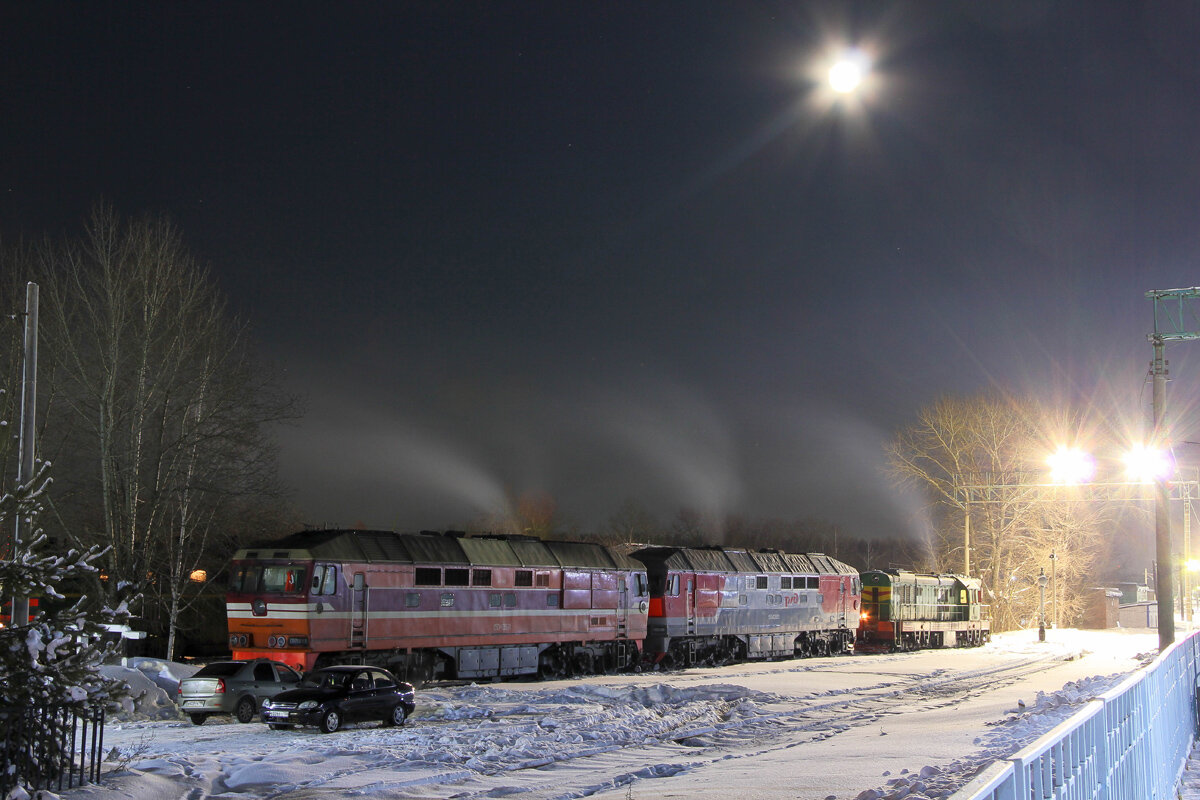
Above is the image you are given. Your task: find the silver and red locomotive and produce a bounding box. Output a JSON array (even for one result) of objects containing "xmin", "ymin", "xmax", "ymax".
[{"xmin": 633, "ymin": 546, "xmax": 861, "ymax": 666}]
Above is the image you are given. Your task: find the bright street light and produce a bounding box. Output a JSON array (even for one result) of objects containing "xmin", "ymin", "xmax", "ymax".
[
  {"xmin": 1046, "ymin": 446, "xmax": 1095, "ymax": 484},
  {"xmin": 1124, "ymin": 443, "xmax": 1172, "ymax": 483}
]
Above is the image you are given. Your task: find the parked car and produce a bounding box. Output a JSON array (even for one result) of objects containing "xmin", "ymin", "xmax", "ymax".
[
  {"xmin": 177, "ymin": 659, "xmax": 303, "ymax": 725},
  {"xmin": 260, "ymin": 665, "xmax": 416, "ymax": 733}
]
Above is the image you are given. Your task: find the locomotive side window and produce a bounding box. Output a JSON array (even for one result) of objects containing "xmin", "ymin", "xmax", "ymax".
[
  {"xmin": 445, "ymin": 568, "xmax": 469, "ymax": 586},
  {"xmin": 667, "ymin": 575, "xmax": 680, "ymax": 596},
  {"xmin": 415, "ymin": 567, "xmax": 441, "ymax": 586},
  {"xmin": 780, "ymin": 577, "xmax": 792, "ymax": 589},
  {"xmin": 310, "ymin": 565, "xmax": 338, "ymax": 595},
  {"xmin": 473, "ymin": 569, "xmax": 492, "ymax": 586},
  {"xmin": 535, "ymin": 572, "xmax": 550, "ymax": 588},
  {"xmin": 806, "ymin": 577, "xmax": 819, "ymax": 589},
  {"xmin": 516, "ymin": 570, "xmax": 533, "ymax": 587},
  {"xmin": 755, "ymin": 576, "xmax": 768, "ymax": 590},
  {"xmin": 635, "ymin": 574, "xmax": 647, "ymax": 596}
]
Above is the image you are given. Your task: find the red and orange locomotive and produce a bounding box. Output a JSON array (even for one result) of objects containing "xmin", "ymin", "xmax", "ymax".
[{"xmin": 226, "ymin": 529, "xmax": 648, "ymax": 680}]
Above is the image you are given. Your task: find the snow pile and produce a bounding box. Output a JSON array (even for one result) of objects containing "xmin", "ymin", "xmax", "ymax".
[{"xmin": 98, "ymin": 658, "xmax": 196, "ymax": 721}]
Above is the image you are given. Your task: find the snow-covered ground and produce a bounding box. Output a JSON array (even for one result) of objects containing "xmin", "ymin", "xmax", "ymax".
[{"xmin": 49, "ymin": 628, "xmax": 1166, "ymax": 800}]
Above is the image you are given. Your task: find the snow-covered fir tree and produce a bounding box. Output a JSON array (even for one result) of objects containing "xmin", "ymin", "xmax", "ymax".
[{"xmin": 1, "ymin": 460, "xmax": 130, "ymax": 795}]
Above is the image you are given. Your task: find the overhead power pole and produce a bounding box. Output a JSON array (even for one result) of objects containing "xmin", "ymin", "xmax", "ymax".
[
  {"xmin": 10, "ymin": 282, "xmax": 38, "ymax": 627},
  {"xmin": 1146, "ymin": 286, "xmax": 1200, "ymax": 650}
]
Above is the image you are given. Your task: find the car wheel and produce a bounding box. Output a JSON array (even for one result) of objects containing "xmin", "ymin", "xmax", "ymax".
[
  {"xmin": 189, "ymin": 714, "xmax": 207, "ymax": 726},
  {"xmin": 319, "ymin": 709, "xmax": 341, "ymax": 734},
  {"xmin": 235, "ymin": 696, "xmax": 256, "ymax": 724},
  {"xmin": 384, "ymin": 705, "xmax": 407, "ymax": 727},
  {"xmin": 268, "ymin": 723, "xmax": 294, "ymax": 730}
]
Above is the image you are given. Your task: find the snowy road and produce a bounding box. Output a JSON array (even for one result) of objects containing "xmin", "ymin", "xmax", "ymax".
[{"xmin": 69, "ymin": 629, "xmax": 1157, "ymax": 800}]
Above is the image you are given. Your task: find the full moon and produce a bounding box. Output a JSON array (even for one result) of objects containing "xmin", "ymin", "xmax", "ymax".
[{"xmin": 828, "ymin": 58, "xmax": 864, "ymax": 94}]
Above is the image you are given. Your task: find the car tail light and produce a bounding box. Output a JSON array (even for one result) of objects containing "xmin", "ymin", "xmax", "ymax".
[{"xmin": 215, "ymin": 679, "xmax": 226, "ymax": 694}]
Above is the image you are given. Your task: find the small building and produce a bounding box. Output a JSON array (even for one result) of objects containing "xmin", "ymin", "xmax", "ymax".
[
  {"xmin": 1080, "ymin": 587, "xmax": 1121, "ymax": 629},
  {"xmin": 1117, "ymin": 582, "xmax": 1150, "ymax": 605}
]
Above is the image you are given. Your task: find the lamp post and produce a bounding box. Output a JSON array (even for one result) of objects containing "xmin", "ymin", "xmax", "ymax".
[
  {"xmin": 1049, "ymin": 551, "xmax": 1057, "ymax": 628},
  {"xmin": 1037, "ymin": 569, "xmax": 1049, "ymax": 643}
]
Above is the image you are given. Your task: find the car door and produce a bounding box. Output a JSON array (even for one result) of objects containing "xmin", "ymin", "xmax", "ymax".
[
  {"xmin": 268, "ymin": 662, "xmax": 301, "ymax": 700},
  {"xmin": 341, "ymin": 669, "xmax": 376, "ymax": 722},
  {"xmin": 250, "ymin": 661, "xmax": 275, "ymax": 703},
  {"xmin": 367, "ymin": 669, "xmax": 399, "ymax": 718}
]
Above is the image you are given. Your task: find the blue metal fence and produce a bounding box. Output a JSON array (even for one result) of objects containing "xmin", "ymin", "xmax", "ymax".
[{"xmin": 953, "ymin": 630, "xmax": 1199, "ymax": 800}]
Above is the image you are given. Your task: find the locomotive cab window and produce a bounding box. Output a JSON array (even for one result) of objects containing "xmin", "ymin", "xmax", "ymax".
[
  {"xmin": 229, "ymin": 566, "xmax": 258, "ymax": 593},
  {"xmin": 261, "ymin": 566, "xmax": 307, "ymax": 594},
  {"xmin": 667, "ymin": 575, "xmax": 680, "ymax": 597}
]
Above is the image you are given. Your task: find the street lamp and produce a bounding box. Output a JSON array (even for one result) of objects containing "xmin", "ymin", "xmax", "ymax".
[
  {"xmin": 1049, "ymin": 551, "xmax": 1057, "ymax": 628},
  {"xmin": 1038, "ymin": 569, "xmax": 1049, "ymax": 642}
]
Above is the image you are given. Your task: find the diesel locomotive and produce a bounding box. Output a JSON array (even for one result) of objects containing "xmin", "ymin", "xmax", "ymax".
[
  {"xmin": 855, "ymin": 569, "xmax": 990, "ymax": 652},
  {"xmin": 634, "ymin": 545, "xmax": 861, "ymax": 666},
  {"xmin": 226, "ymin": 529, "xmax": 649, "ymax": 680}
]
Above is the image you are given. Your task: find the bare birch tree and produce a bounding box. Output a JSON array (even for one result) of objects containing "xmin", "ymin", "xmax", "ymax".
[
  {"xmin": 885, "ymin": 393, "xmax": 1108, "ymax": 631},
  {"xmin": 34, "ymin": 206, "xmax": 298, "ymax": 657}
]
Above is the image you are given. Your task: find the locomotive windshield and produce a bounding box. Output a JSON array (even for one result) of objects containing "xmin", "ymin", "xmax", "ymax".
[{"xmin": 229, "ymin": 564, "xmax": 309, "ymax": 595}]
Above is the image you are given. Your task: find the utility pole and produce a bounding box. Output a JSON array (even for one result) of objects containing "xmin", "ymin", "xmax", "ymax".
[
  {"xmin": 10, "ymin": 282, "xmax": 38, "ymax": 627},
  {"xmin": 1146, "ymin": 286, "xmax": 1200, "ymax": 650}
]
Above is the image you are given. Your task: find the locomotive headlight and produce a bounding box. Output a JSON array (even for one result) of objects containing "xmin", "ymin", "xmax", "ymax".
[
  {"xmin": 860, "ymin": 612, "xmax": 870, "ymax": 622},
  {"xmin": 298, "ymin": 701, "xmax": 318, "ymax": 710}
]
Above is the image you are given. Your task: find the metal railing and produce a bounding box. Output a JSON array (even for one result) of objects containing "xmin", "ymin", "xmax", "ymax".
[
  {"xmin": 0, "ymin": 703, "xmax": 106, "ymax": 797},
  {"xmin": 953, "ymin": 630, "xmax": 1199, "ymax": 800}
]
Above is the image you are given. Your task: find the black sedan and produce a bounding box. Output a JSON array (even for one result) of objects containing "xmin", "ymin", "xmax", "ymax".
[{"xmin": 260, "ymin": 665, "xmax": 416, "ymax": 733}]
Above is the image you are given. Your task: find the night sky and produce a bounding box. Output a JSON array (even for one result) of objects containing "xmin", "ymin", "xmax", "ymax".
[{"xmin": 4, "ymin": 2, "xmax": 1200, "ymax": 540}]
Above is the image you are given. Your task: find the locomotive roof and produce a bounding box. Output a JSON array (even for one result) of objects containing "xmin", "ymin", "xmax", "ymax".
[
  {"xmin": 861, "ymin": 569, "xmax": 983, "ymax": 590},
  {"xmin": 632, "ymin": 545, "xmax": 857, "ymax": 576},
  {"xmin": 233, "ymin": 529, "xmax": 642, "ymax": 571}
]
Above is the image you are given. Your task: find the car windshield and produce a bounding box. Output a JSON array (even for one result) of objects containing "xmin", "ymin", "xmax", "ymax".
[
  {"xmin": 299, "ymin": 670, "xmax": 351, "ymax": 689},
  {"xmin": 192, "ymin": 662, "xmax": 244, "ymax": 678}
]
